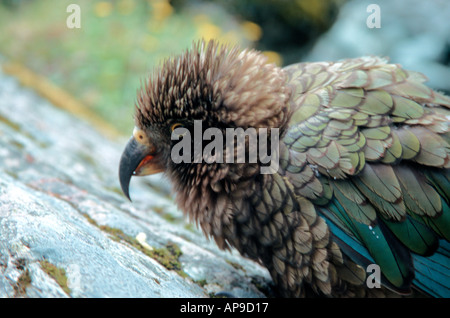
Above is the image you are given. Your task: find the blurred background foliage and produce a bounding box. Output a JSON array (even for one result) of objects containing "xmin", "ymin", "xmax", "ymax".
[
  {"xmin": 1, "ymin": 0, "xmax": 448, "ymax": 139},
  {"xmin": 0, "ymin": 0, "xmax": 342, "ymax": 137}
]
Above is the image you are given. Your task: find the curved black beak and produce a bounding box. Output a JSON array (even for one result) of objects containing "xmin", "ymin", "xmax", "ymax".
[
  {"xmin": 119, "ymin": 134, "xmax": 164, "ymax": 201},
  {"xmin": 119, "ymin": 137, "xmax": 148, "ymax": 201}
]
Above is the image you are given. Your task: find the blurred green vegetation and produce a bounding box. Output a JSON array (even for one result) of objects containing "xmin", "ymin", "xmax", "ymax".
[
  {"xmin": 173, "ymin": 0, "xmax": 344, "ymax": 65},
  {"xmin": 0, "ymin": 0, "xmax": 340, "ymax": 137}
]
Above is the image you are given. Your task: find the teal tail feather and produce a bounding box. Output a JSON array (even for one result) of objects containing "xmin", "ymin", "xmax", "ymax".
[{"xmin": 413, "ymin": 240, "xmax": 450, "ymax": 297}]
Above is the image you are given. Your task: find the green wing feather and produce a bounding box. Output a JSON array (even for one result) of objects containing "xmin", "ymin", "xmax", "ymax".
[{"xmin": 281, "ymin": 56, "xmax": 450, "ymax": 295}]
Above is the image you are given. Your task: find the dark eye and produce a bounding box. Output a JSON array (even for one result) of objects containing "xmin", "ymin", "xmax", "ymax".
[
  {"xmin": 170, "ymin": 123, "xmax": 183, "ymax": 131},
  {"xmin": 135, "ymin": 130, "xmax": 145, "ymax": 140}
]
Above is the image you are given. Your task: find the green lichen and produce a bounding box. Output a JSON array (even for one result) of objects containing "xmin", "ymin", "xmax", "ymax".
[
  {"xmin": 99, "ymin": 225, "xmax": 129, "ymax": 243},
  {"xmin": 82, "ymin": 214, "xmax": 188, "ymax": 278},
  {"xmin": 82, "ymin": 213, "xmax": 98, "ymax": 226},
  {"xmin": 10, "ymin": 140, "xmax": 25, "ymax": 150},
  {"xmin": 226, "ymin": 260, "xmax": 245, "ymax": 272},
  {"xmin": 194, "ymin": 279, "xmax": 208, "ymax": 288},
  {"xmin": 0, "ymin": 114, "xmax": 21, "ymax": 132},
  {"xmin": 183, "ymin": 223, "xmax": 195, "ymax": 232},
  {"xmin": 152, "ymin": 206, "xmax": 164, "ymax": 214},
  {"xmin": 13, "ymin": 258, "xmax": 32, "ymax": 297},
  {"xmin": 105, "ymin": 185, "xmax": 124, "ymax": 196},
  {"xmin": 39, "ymin": 259, "xmax": 71, "ymax": 295},
  {"xmin": 149, "ymin": 242, "xmax": 186, "ymax": 277},
  {"xmin": 0, "ymin": 115, "xmax": 49, "ymax": 148},
  {"xmin": 152, "ymin": 206, "xmax": 181, "ymax": 224},
  {"xmin": 13, "ymin": 269, "xmax": 32, "ymax": 297},
  {"xmin": 162, "ymin": 213, "xmax": 179, "ymax": 223}
]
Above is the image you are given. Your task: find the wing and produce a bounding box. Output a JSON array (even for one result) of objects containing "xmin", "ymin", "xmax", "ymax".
[{"xmin": 280, "ymin": 57, "xmax": 450, "ymax": 296}]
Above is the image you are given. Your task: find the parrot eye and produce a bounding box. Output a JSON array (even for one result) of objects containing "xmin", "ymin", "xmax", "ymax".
[
  {"xmin": 170, "ymin": 123, "xmax": 183, "ymax": 131},
  {"xmin": 133, "ymin": 127, "xmax": 146, "ymax": 142}
]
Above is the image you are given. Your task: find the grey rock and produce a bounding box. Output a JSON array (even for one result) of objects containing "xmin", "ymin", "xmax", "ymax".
[
  {"xmin": 304, "ymin": 0, "xmax": 450, "ymax": 94},
  {"xmin": 0, "ymin": 65, "xmax": 271, "ymax": 298}
]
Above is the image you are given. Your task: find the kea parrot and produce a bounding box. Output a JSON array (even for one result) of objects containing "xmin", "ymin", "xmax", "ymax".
[{"xmin": 119, "ymin": 40, "xmax": 450, "ymax": 297}]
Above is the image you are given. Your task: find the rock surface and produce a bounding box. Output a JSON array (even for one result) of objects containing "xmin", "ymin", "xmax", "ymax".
[{"xmin": 0, "ymin": 64, "xmax": 271, "ymax": 298}]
